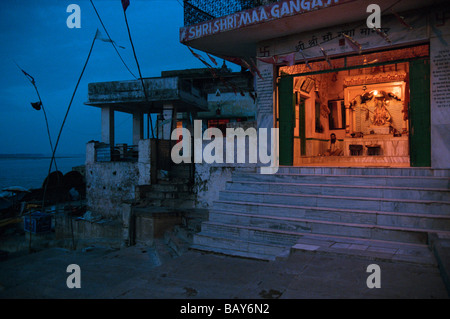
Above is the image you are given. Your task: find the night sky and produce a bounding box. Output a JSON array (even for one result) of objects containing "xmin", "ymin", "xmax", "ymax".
[{"xmin": 0, "ymin": 0, "xmax": 222, "ymax": 156}]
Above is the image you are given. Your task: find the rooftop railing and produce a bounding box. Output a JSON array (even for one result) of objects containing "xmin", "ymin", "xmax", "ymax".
[
  {"xmin": 183, "ymin": 0, "xmax": 278, "ymax": 26},
  {"xmin": 95, "ymin": 143, "xmax": 138, "ymax": 163}
]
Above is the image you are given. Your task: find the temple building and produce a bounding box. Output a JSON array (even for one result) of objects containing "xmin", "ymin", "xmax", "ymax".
[
  {"xmin": 73, "ymin": 0, "xmax": 449, "ymax": 262},
  {"xmin": 181, "ymin": 0, "xmax": 449, "ymax": 168},
  {"xmin": 174, "ymin": 0, "xmax": 450, "ymax": 261}
]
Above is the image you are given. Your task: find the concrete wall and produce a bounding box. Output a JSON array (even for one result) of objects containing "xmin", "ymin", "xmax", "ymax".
[
  {"xmin": 55, "ymin": 212, "xmax": 123, "ymax": 249},
  {"xmin": 193, "ymin": 139, "xmax": 259, "ymax": 208},
  {"xmin": 430, "ymin": 13, "xmax": 450, "ymax": 168},
  {"xmin": 85, "ymin": 140, "xmax": 153, "ymax": 220},
  {"xmin": 198, "ymin": 91, "xmax": 257, "ymax": 119},
  {"xmin": 138, "ymin": 139, "xmax": 155, "ymax": 185},
  {"xmin": 85, "ymin": 159, "xmax": 138, "ymax": 219},
  {"xmin": 87, "ymin": 76, "xmax": 206, "ymax": 110},
  {"xmin": 256, "ymin": 61, "xmax": 275, "ymax": 131},
  {"xmin": 194, "ymin": 164, "xmax": 234, "ymax": 209},
  {"xmin": 194, "ymin": 164, "xmax": 258, "ymax": 209}
]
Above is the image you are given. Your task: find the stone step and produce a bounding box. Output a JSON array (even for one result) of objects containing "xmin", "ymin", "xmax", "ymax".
[
  {"xmin": 291, "ymin": 235, "xmax": 437, "ymax": 266},
  {"xmin": 182, "ymin": 208, "xmax": 209, "ymax": 220},
  {"xmin": 192, "ymin": 233, "xmax": 291, "ymax": 261},
  {"xmin": 205, "ymin": 211, "xmax": 449, "ymax": 245},
  {"xmin": 169, "ymin": 165, "xmax": 193, "ymax": 179},
  {"xmin": 211, "ymin": 209, "xmax": 450, "ymax": 241},
  {"xmin": 296, "ymin": 156, "xmax": 410, "ymax": 165},
  {"xmin": 182, "ymin": 216, "xmax": 205, "ymax": 232},
  {"xmin": 200, "ymin": 221, "xmax": 300, "ymax": 246},
  {"xmin": 172, "ymin": 224, "xmax": 194, "ymax": 243},
  {"xmin": 147, "ymin": 198, "xmax": 195, "ymax": 209},
  {"xmin": 193, "ymin": 168, "xmax": 450, "ymax": 261},
  {"xmin": 209, "ymin": 207, "xmax": 450, "ymax": 231},
  {"xmin": 151, "ymin": 183, "xmax": 191, "ymax": 192},
  {"xmin": 193, "ymin": 228, "xmax": 437, "ymax": 265},
  {"xmin": 181, "ymin": 208, "xmax": 209, "ymax": 232},
  {"xmin": 233, "ymin": 173, "xmax": 450, "ymax": 189},
  {"xmin": 272, "ymin": 167, "xmax": 450, "ymax": 177},
  {"xmin": 226, "ymin": 181, "xmax": 450, "ymax": 202},
  {"xmin": 202, "ymin": 220, "xmax": 437, "ymax": 246},
  {"xmin": 145, "ymin": 191, "xmax": 194, "ymax": 200},
  {"xmin": 164, "ymin": 230, "xmax": 190, "ymax": 256},
  {"xmin": 153, "ymin": 238, "xmax": 178, "ymax": 264},
  {"xmin": 191, "ymin": 243, "xmax": 278, "ymax": 261},
  {"xmin": 219, "ymin": 190, "xmax": 450, "ymax": 215},
  {"xmin": 214, "ymin": 201, "xmax": 450, "ymax": 230},
  {"xmin": 157, "ymin": 178, "xmax": 191, "ymax": 185}
]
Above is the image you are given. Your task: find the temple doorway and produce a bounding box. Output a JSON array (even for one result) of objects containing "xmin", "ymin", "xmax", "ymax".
[{"xmin": 277, "ymin": 45, "xmax": 431, "ymax": 167}]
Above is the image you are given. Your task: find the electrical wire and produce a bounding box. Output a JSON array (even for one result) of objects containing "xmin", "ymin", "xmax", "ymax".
[
  {"xmin": 175, "ymin": 0, "xmax": 184, "ymax": 8},
  {"xmin": 40, "ymin": 32, "xmax": 97, "ymax": 212},
  {"xmin": 14, "ymin": 61, "xmax": 58, "ymax": 172},
  {"xmin": 122, "ymin": 7, "xmax": 155, "ymax": 138},
  {"xmin": 89, "ymin": 0, "xmax": 138, "ymax": 79}
]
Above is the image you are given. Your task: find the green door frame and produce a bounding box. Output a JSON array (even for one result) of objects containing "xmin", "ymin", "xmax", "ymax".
[
  {"xmin": 299, "ymin": 98, "xmax": 306, "ymax": 156},
  {"xmin": 278, "ymin": 77, "xmax": 295, "ymax": 166},
  {"xmin": 409, "ymin": 58, "xmax": 431, "ymax": 167},
  {"xmin": 278, "ymin": 52, "xmax": 431, "ymax": 167}
]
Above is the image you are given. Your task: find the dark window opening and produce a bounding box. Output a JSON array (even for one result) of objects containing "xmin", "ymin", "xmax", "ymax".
[{"xmin": 328, "ymin": 100, "xmax": 346, "ymax": 130}]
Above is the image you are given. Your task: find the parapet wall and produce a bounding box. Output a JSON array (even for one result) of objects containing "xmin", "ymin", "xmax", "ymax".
[
  {"xmin": 85, "ymin": 160, "xmax": 139, "ymax": 219},
  {"xmin": 85, "ymin": 140, "xmax": 153, "ymax": 220}
]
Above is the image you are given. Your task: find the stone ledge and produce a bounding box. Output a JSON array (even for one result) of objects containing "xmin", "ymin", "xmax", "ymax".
[
  {"xmin": 291, "ymin": 235, "xmax": 437, "ymax": 266},
  {"xmin": 429, "ymin": 233, "xmax": 450, "ymax": 296}
]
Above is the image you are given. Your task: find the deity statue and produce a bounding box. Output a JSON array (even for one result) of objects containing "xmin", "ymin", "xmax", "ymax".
[{"xmin": 371, "ymin": 91, "xmax": 391, "ymax": 126}]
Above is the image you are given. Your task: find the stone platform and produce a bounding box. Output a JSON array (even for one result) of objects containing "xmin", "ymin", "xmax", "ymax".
[
  {"xmin": 297, "ymin": 155, "xmax": 410, "ymax": 167},
  {"xmin": 343, "ymin": 134, "xmax": 409, "ymax": 157}
]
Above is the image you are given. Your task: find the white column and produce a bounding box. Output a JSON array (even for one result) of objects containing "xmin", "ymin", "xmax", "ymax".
[
  {"xmin": 162, "ymin": 104, "xmax": 174, "ymax": 140},
  {"xmin": 138, "ymin": 139, "xmax": 152, "ymax": 185},
  {"xmin": 345, "ymin": 104, "xmax": 352, "ymax": 137},
  {"xmin": 101, "ymin": 106, "xmax": 114, "ymax": 146},
  {"xmin": 132, "ymin": 111, "xmax": 143, "ymax": 145},
  {"xmin": 85, "ymin": 141, "xmax": 96, "ymax": 165}
]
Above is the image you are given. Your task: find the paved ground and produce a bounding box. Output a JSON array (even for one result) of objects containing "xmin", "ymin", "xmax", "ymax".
[{"xmin": 0, "ymin": 242, "xmax": 448, "ymax": 301}]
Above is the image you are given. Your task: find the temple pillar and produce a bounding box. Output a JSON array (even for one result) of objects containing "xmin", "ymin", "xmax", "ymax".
[
  {"xmin": 345, "ymin": 104, "xmax": 352, "ymax": 137},
  {"xmin": 101, "ymin": 106, "xmax": 114, "ymax": 146},
  {"xmin": 132, "ymin": 111, "xmax": 144, "ymax": 145},
  {"xmin": 161, "ymin": 104, "xmax": 176, "ymax": 140}
]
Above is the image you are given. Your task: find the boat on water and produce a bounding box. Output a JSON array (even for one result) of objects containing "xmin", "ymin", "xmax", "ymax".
[
  {"xmin": 0, "ymin": 170, "xmax": 86, "ymax": 238},
  {"xmin": 0, "ymin": 187, "xmax": 30, "ymax": 213},
  {"xmin": 1, "ymin": 170, "xmax": 86, "ymax": 217}
]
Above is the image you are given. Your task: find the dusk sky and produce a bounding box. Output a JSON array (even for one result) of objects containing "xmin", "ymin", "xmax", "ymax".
[{"xmin": 0, "ymin": 0, "xmax": 225, "ymax": 156}]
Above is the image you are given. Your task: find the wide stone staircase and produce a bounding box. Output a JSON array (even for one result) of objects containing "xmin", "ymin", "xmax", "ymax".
[{"xmin": 191, "ymin": 167, "xmax": 450, "ymax": 264}]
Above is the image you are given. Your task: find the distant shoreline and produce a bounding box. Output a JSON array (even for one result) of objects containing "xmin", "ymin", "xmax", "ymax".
[
  {"xmin": 0, "ymin": 154, "xmax": 84, "ymax": 160},
  {"xmin": 0, "ymin": 155, "xmax": 85, "ymax": 190}
]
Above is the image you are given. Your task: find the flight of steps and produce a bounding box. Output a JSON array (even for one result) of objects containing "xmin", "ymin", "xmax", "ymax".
[
  {"xmin": 192, "ymin": 167, "xmax": 450, "ymax": 263},
  {"xmin": 138, "ymin": 164, "xmax": 195, "ymax": 208},
  {"xmin": 134, "ymin": 164, "xmax": 208, "ymax": 257}
]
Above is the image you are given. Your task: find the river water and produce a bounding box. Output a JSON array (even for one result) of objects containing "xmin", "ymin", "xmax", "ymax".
[{"xmin": 0, "ymin": 154, "xmax": 85, "ymax": 191}]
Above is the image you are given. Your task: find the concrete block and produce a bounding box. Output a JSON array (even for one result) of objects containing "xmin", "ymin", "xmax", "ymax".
[
  {"xmin": 292, "ymin": 243, "xmax": 320, "ymax": 251},
  {"xmin": 134, "ymin": 209, "xmax": 182, "ymax": 246}
]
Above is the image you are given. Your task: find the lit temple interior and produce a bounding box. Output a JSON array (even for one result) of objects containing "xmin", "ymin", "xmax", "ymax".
[{"xmin": 277, "ymin": 45, "xmax": 429, "ymax": 167}]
